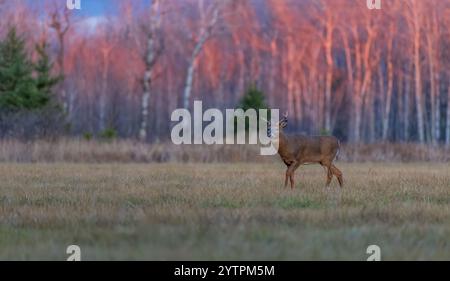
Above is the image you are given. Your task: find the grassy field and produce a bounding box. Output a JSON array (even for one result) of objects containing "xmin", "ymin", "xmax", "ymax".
[{"xmin": 0, "ymin": 162, "xmax": 449, "ymax": 260}]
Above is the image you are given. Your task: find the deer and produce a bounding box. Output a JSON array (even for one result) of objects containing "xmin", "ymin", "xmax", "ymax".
[{"xmin": 266, "ymin": 113, "xmax": 344, "ymax": 189}]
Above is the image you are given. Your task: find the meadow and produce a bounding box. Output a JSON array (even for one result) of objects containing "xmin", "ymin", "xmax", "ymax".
[{"xmin": 0, "ymin": 161, "xmax": 449, "ymax": 260}]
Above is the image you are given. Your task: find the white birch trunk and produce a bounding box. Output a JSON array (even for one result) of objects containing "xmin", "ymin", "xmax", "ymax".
[
  {"xmin": 139, "ymin": 35, "xmax": 155, "ymax": 141},
  {"xmin": 139, "ymin": 0, "xmax": 161, "ymax": 141},
  {"xmin": 183, "ymin": 3, "xmax": 220, "ymax": 110}
]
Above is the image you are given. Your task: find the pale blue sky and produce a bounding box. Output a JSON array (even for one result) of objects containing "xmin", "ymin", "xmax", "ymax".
[{"xmin": 25, "ymin": 0, "xmax": 151, "ymax": 17}]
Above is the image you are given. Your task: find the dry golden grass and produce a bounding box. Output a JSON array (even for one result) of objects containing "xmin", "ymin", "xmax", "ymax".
[
  {"xmin": 1, "ymin": 139, "xmax": 450, "ymax": 163},
  {"xmin": 0, "ymin": 162, "xmax": 449, "ymax": 260}
]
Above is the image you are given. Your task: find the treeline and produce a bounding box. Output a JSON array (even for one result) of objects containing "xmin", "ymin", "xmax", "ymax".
[{"xmin": 0, "ymin": 0, "xmax": 449, "ymax": 144}]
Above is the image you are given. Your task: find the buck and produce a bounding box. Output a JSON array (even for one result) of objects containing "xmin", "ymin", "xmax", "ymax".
[{"xmin": 266, "ymin": 113, "xmax": 344, "ymax": 189}]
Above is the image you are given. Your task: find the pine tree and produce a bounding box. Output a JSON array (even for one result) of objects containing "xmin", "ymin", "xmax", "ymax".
[
  {"xmin": 0, "ymin": 28, "xmax": 49, "ymax": 111},
  {"xmin": 236, "ymin": 83, "xmax": 270, "ymax": 133},
  {"xmin": 34, "ymin": 42, "xmax": 62, "ymax": 107},
  {"xmin": 239, "ymin": 83, "xmax": 269, "ymax": 112}
]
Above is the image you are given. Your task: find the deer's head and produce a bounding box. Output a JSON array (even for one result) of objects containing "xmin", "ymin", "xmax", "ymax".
[{"xmin": 266, "ymin": 112, "xmax": 288, "ymax": 138}]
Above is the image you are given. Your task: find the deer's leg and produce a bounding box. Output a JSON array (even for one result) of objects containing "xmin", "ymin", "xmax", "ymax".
[
  {"xmin": 321, "ymin": 161, "xmax": 333, "ymax": 187},
  {"xmin": 324, "ymin": 165, "xmax": 333, "ymax": 187},
  {"xmin": 331, "ymin": 164, "xmax": 344, "ymax": 187},
  {"xmin": 285, "ymin": 161, "xmax": 299, "ymax": 189},
  {"xmin": 289, "ymin": 162, "xmax": 301, "ymax": 189},
  {"xmin": 284, "ymin": 170, "xmax": 289, "ymax": 188}
]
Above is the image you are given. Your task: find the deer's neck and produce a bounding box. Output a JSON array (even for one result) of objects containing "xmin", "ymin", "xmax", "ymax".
[
  {"xmin": 278, "ymin": 131, "xmax": 287, "ymax": 143},
  {"xmin": 275, "ymin": 131, "xmax": 289, "ymax": 153}
]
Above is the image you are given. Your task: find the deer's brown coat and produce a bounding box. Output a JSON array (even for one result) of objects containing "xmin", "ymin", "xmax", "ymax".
[{"xmin": 271, "ymin": 115, "xmax": 344, "ymax": 189}]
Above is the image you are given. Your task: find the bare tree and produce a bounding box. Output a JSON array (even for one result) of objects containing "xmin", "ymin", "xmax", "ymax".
[
  {"xmin": 182, "ymin": 0, "xmax": 227, "ymax": 110},
  {"xmin": 447, "ymin": 84, "xmax": 450, "ymax": 146},
  {"xmin": 340, "ymin": 5, "xmax": 377, "ymax": 142},
  {"xmin": 49, "ymin": 6, "xmax": 71, "ymax": 114},
  {"xmin": 139, "ymin": 0, "xmax": 163, "ymax": 141},
  {"xmin": 382, "ymin": 22, "xmax": 395, "ymax": 141},
  {"xmin": 96, "ymin": 24, "xmax": 119, "ymax": 132},
  {"xmin": 424, "ymin": 4, "xmax": 441, "ymax": 144},
  {"xmin": 322, "ymin": 5, "xmax": 335, "ymax": 133},
  {"xmin": 405, "ymin": 0, "xmax": 425, "ymax": 143},
  {"xmin": 446, "ymin": 9, "xmax": 450, "ymax": 146}
]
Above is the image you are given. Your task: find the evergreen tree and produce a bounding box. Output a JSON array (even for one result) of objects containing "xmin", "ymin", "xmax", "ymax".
[
  {"xmin": 239, "ymin": 83, "xmax": 269, "ymax": 112},
  {"xmin": 236, "ymin": 83, "xmax": 270, "ymax": 133},
  {"xmin": 0, "ymin": 28, "xmax": 49, "ymax": 111},
  {"xmin": 34, "ymin": 42, "xmax": 62, "ymax": 107}
]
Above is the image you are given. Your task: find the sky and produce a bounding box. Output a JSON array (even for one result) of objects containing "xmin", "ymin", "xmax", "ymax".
[
  {"xmin": 74, "ymin": 0, "xmax": 152, "ymax": 15},
  {"xmin": 72, "ymin": 0, "xmax": 120, "ymax": 16},
  {"xmin": 19, "ymin": 0, "xmax": 151, "ymax": 32},
  {"xmin": 24, "ymin": 0, "xmax": 151, "ymax": 17},
  {"xmin": 74, "ymin": 0, "xmax": 151, "ymax": 30}
]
